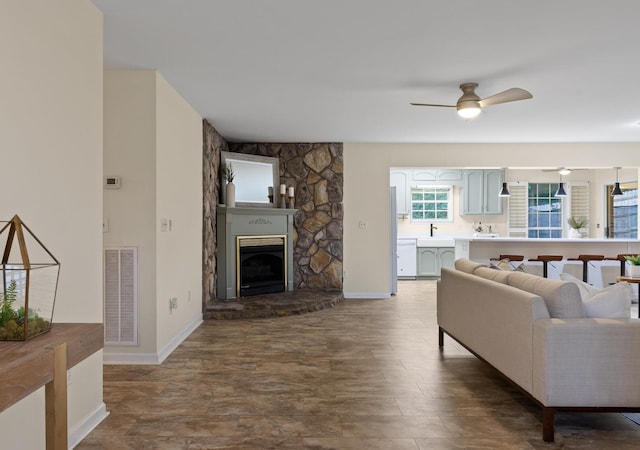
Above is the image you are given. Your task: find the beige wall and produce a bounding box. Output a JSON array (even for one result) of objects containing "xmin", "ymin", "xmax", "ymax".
[
  {"xmin": 344, "ymin": 143, "xmax": 640, "ymax": 297},
  {"xmin": 0, "ymin": 0, "xmax": 105, "ymax": 447},
  {"xmin": 103, "ymin": 70, "xmax": 203, "ymax": 362},
  {"xmin": 155, "ymin": 73, "xmax": 203, "ymax": 352}
]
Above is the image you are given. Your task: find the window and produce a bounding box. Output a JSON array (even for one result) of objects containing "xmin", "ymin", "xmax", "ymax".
[
  {"xmin": 508, "ymin": 181, "xmax": 589, "ymax": 238},
  {"xmin": 527, "ymin": 183, "xmax": 563, "ymax": 238},
  {"xmin": 410, "ymin": 186, "xmax": 452, "ymax": 221},
  {"xmin": 606, "ymin": 182, "xmax": 638, "ymax": 238}
]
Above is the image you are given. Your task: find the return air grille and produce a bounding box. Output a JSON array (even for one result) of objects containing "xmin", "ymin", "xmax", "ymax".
[{"xmin": 104, "ymin": 247, "xmax": 138, "ymax": 345}]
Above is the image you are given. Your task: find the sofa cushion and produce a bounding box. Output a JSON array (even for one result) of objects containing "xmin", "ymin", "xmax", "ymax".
[
  {"xmin": 455, "ymin": 258, "xmax": 486, "ymax": 274},
  {"xmin": 507, "ymin": 271, "xmax": 585, "ymax": 318},
  {"xmin": 559, "ymin": 272, "xmax": 632, "ymax": 318},
  {"xmin": 474, "ymin": 266, "xmax": 510, "ymax": 284}
]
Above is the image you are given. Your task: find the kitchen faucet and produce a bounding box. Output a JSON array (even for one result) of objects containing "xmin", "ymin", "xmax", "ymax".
[{"xmin": 430, "ymin": 223, "xmax": 438, "ymax": 237}]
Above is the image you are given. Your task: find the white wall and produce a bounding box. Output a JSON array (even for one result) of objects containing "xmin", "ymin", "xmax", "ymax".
[
  {"xmin": 0, "ymin": 0, "xmax": 105, "ymax": 447},
  {"xmin": 103, "ymin": 70, "xmax": 203, "ymax": 363},
  {"xmin": 104, "ymin": 70, "xmax": 159, "ymax": 355},
  {"xmin": 155, "ymin": 73, "xmax": 203, "ymax": 353},
  {"xmin": 344, "ymin": 143, "xmax": 640, "ymax": 297}
]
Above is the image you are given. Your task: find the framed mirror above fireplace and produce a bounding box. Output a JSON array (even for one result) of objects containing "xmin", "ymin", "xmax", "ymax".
[{"xmin": 221, "ymin": 151, "xmax": 279, "ymax": 207}]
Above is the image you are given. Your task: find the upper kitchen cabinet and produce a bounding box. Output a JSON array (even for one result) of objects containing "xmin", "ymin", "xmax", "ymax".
[
  {"xmin": 462, "ymin": 169, "xmax": 504, "ymax": 215},
  {"xmin": 412, "ymin": 169, "xmax": 462, "ymax": 182},
  {"xmin": 390, "ymin": 170, "xmax": 410, "ymax": 215}
]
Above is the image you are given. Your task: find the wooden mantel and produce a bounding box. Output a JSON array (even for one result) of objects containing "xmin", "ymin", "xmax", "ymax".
[{"xmin": 0, "ymin": 322, "xmax": 104, "ymax": 450}]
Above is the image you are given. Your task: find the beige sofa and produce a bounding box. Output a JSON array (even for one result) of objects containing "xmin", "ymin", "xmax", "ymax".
[{"xmin": 437, "ymin": 258, "xmax": 640, "ymax": 442}]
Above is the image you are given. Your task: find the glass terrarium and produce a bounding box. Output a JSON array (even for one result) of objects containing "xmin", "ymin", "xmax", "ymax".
[{"xmin": 0, "ymin": 215, "xmax": 60, "ymax": 340}]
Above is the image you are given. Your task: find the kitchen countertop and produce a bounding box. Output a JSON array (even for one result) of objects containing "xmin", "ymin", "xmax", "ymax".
[{"xmin": 455, "ymin": 237, "xmax": 636, "ymax": 243}]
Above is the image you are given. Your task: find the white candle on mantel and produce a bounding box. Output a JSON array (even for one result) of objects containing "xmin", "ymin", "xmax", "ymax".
[
  {"xmin": 288, "ymin": 186, "xmax": 294, "ymax": 197},
  {"xmin": 280, "ymin": 184, "xmax": 286, "ymax": 195}
]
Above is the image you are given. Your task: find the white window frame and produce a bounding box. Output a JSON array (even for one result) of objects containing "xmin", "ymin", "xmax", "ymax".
[{"xmin": 410, "ymin": 185, "xmax": 454, "ymax": 223}]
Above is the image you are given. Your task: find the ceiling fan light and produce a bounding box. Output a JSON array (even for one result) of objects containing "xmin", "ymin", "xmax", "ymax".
[
  {"xmin": 498, "ymin": 182, "xmax": 510, "ymax": 197},
  {"xmin": 558, "ymin": 168, "xmax": 572, "ymax": 176},
  {"xmin": 612, "ymin": 182, "xmax": 623, "ymax": 196},
  {"xmin": 457, "ymin": 101, "xmax": 481, "ymax": 119},
  {"xmin": 554, "ymin": 182, "xmax": 567, "ymax": 197}
]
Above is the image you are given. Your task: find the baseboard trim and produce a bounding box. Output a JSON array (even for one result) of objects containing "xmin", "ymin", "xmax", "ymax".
[
  {"xmin": 68, "ymin": 401, "xmax": 109, "ymax": 449},
  {"xmin": 343, "ymin": 292, "xmax": 390, "ymax": 299},
  {"xmin": 157, "ymin": 313, "xmax": 203, "ymax": 364},
  {"xmin": 103, "ymin": 313, "xmax": 203, "ymax": 365}
]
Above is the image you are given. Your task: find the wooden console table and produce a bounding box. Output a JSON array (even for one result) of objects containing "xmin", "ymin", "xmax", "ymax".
[{"xmin": 0, "ymin": 323, "xmax": 104, "ymax": 450}]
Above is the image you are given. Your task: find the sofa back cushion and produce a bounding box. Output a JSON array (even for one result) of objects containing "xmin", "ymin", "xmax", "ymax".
[
  {"xmin": 474, "ymin": 266, "xmax": 510, "ymax": 284},
  {"xmin": 507, "ymin": 271, "xmax": 585, "ymax": 318},
  {"xmin": 455, "ymin": 258, "xmax": 486, "ymax": 274}
]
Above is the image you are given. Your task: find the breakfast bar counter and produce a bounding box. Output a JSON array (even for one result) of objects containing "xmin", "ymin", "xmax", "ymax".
[{"xmin": 454, "ymin": 237, "xmax": 640, "ymax": 261}]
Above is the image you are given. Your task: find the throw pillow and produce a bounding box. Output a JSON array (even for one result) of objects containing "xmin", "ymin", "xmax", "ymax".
[
  {"xmin": 489, "ymin": 258, "xmax": 526, "ymax": 272},
  {"xmin": 559, "ymin": 272, "xmax": 632, "ymax": 318}
]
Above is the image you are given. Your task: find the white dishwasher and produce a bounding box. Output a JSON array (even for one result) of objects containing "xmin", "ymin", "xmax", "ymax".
[{"xmin": 397, "ymin": 239, "xmax": 417, "ymax": 279}]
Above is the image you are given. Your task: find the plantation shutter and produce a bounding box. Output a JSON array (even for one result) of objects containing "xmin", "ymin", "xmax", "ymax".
[
  {"xmin": 507, "ymin": 182, "xmax": 528, "ymax": 237},
  {"xmin": 104, "ymin": 247, "xmax": 138, "ymax": 345},
  {"xmin": 570, "ymin": 182, "xmax": 590, "ymax": 232}
]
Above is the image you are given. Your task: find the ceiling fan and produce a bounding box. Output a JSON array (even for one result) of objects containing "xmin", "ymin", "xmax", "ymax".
[
  {"xmin": 542, "ymin": 168, "xmax": 587, "ymax": 175},
  {"xmin": 410, "ymin": 83, "xmax": 533, "ymax": 119}
]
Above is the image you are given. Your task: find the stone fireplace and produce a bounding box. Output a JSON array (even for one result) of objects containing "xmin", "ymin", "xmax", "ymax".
[{"xmin": 216, "ymin": 206, "xmax": 296, "ymax": 299}]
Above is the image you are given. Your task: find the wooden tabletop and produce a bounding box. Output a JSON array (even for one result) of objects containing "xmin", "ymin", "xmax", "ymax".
[{"xmin": 0, "ymin": 322, "xmax": 103, "ymax": 413}]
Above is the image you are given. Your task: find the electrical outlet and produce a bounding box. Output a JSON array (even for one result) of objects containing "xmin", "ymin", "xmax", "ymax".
[
  {"xmin": 169, "ymin": 297, "xmax": 178, "ymax": 311},
  {"xmin": 358, "ymin": 220, "xmax": 367, "ymax": 229}
]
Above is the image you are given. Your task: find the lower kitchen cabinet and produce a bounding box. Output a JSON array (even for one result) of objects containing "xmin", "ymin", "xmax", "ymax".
[{"xmin": 417, "ymin": 247, "xmax": 455, "ymax": 277}]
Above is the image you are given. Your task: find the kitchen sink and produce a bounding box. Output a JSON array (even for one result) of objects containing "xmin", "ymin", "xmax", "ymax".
[{"xmin": 416, "ymin": 238, "xmax": 455, "ymax": 247}]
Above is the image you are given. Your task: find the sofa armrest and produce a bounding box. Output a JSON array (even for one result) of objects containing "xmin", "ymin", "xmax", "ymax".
[
  {"xmin": 438, "ymin": 268, "xmax": 549, "ymax": 392},
  {"xmin": 533, "ymin": 318, "xmax": 640, "ymax": 407}
]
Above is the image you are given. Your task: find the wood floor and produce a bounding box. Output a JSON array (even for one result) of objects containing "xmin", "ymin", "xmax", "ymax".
[{"xmin": 78, "ymin": 281, "xmax": 640, "ymax": 449}]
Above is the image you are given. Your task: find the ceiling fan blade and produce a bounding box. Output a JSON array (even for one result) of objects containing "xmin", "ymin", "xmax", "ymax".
[
  {"xmin": 478, "ymin": 88, "xmax": 532, "ymax": 107},
  {"xmin": 409, "ymin": 102, "xmax": 456, "ymax": 108}
]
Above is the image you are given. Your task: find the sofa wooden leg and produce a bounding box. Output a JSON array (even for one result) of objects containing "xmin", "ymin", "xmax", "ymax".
[
  {"xmin": 438, "ymin": 327, "xmax": 444, "ymax": 347},
  {"xmin": 542, "ymin": 407, "xmax": 555, "ymax": 442}
]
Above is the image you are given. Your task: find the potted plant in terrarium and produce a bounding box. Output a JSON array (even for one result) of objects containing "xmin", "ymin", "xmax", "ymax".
[
  {"xmin": 624, "ymin": 255, "xmax": 640, "ymax": 278},
  {"xmin": 0, "ymin": 215, "xmax": 59, "ymax": 340},
  {"xmin": 567, "ymin": 216, "xmax": 587, "ymax": 238}
]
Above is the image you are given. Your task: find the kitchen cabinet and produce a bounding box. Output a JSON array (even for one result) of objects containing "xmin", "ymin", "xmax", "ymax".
[
  {"xmin": 412, "ymin": 169, "xmax": 462, "ymax": 182},
  {"xmin": 462, "ymin": 169, "xmax": 504, "ymax": 215},
  {"xmin": 417, "ymin": 247, "xmax": 455, "ymax": 276},
  {"xmin": 390, "ymin": 170, "xmax": 410, "ymax": 215},
  {"xmin": 397, "ymin": 239, "xmax": 417, "ymax": 278}
]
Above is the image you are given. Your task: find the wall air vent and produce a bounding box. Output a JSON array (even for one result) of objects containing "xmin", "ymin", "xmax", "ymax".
[{"xmin": 104, "ymin": 247, "xmax": 138, "ymax": 345}]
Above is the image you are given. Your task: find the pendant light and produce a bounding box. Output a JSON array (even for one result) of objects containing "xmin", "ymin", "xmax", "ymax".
[
  {"xmin": 611, "ymin": 167, "xmax": 623, "ymax": 196},
  {"xmin": 554, "ymin": 174, "xmax": 567, "ymax": 197},
  {"xmin": 498, "ymin": 182, "xmax": 510, "ymax": 197}
]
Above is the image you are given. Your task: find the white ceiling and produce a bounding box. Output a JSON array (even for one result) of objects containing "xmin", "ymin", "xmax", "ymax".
[{"xmin": 92, "ymin": 0, "xmax": 640, "ymax": 144}]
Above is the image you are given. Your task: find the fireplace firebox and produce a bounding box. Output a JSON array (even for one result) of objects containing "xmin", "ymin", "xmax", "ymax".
[{"xmin": 237, "ymin": 236, "xmax": 286, "ymax": 296}]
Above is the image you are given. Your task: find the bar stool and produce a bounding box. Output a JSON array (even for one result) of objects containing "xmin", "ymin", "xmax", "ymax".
[
  {"xmin": 566, "ymin": 254, "xmax": 605, "ymax": 283},
  {"xmin": 490, "ymin": 254, "xmax": 524, "ymax": 261},
  {"xmin": 604, "ymin": 254, "xmax": 637, "ymax": 277},
  {"xmin": 528, "ymin": 255, "xmax": 563, "ymax": 278}
]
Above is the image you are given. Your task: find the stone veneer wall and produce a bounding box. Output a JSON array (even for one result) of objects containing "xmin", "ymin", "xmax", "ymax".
[
  {"xmin": 228, "ymin": 143, "xmax": 343, "ymax": 291},
  {"xmin": 203, "ymin": 118, "xmax": 343, "ymax": 309},
  {"xmin": 202, "ymin": 120, "xmax": 228, "ymax": 310}
]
